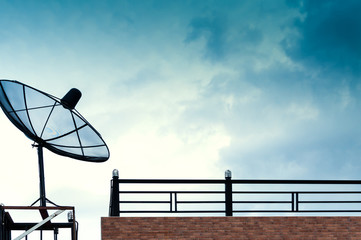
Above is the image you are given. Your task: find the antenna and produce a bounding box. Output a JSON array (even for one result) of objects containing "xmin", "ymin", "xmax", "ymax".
[{"xmin": 0, "ymin": 80, "xmax": 110, "ymax": 206}]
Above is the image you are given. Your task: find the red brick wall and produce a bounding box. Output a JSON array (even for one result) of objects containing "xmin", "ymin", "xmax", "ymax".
[{"xmin": 101, "ymin": 216, "xmax": 361, "ymax": 239}]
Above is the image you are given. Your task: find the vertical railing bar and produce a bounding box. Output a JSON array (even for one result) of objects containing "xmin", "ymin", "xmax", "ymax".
[
  {"xmin": 292, "ymin": 193, "xmax": 295, "ymax": 212},
  {"xmin": 170, "ymin": 193, "xmax": 173, "ymax": 212},
  {"xmin": 175, "ymin": 193, "xmax": 178, "ymax": 212},
  {"xmin": 296, "ymin": 193, "xmax": 299, "ymax": 212}
]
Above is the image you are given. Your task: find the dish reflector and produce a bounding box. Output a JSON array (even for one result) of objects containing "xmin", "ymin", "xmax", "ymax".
[{"xmin": 0, "ymin": 80, "xmax": 109, "ymax": 162}]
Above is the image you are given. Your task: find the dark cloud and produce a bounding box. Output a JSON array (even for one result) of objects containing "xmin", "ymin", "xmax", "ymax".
[
  {"xmin": 283, "ymin": 0, "xmax": 361, "ymax": 77},
  {"xmin": 179, "ymin": 1, "xmax": 361, "ymax": 179},
  {"xmin": 184, "ymin": 12, "xmax": 264, "ymax": 62}
]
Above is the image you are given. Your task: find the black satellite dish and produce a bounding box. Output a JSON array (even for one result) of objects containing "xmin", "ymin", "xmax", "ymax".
[{"xmin": 0, "ymin": 79, "xmax": 110, "ymax": 206}]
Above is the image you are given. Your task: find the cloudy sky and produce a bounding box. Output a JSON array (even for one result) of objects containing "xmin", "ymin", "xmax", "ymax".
[{"xmin": 1, "ymin": 0, "xmax": 361, "ymax": 238}]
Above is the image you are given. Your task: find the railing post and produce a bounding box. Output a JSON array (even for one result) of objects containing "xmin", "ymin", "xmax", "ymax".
[
  {"xmin": 111, "ymin": 169, "xmax": 120, "ymax": 216},
  {"xmin": 225, "ymin": 170, "xmax": 233, "ymax": 216}
]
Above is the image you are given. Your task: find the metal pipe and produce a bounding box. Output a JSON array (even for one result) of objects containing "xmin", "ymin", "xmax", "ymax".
[{"xmin": 37, "ymin": 145, "xmax": 46, "ymax": 207}]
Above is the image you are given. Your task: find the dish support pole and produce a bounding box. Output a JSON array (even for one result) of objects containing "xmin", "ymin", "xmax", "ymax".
[{"xmin": 37, "ymin": 144, "xmax": 46, "ymax": 207}]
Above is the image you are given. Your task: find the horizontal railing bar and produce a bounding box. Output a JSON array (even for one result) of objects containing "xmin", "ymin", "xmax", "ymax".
[
  {"xmin": 119, "ymin": 211, "xmax": 174, "ymax": 213},
  {"xmin": 175, "ymin": 192, "xmax": 224, "ymax": 194},
  {"xmin": 117, "ymin": 179, "xmax": 361, "ymax": 184},
  {"xmin": 233, "ymin": 210, "xmax": 294, "ymax": 212},
  {"xmin": 231, "ymin": 180, "xmax": 361, "ymax": 184},
  {"xmin": 9, "ymin": 223, "xmax": 74, "ymax": 230},
  {"xmin": 232, "ymin": 201, "xmax": 361, "ymax": 204},
  {"xmin": 298, "ymin": 192, "xmax": 361, "ymax": 194},
  {"xmin": 299, "ymin": 201, "xmax": 361, "ymax": 204},
  {"xmin": 120, "ymin": 201, "xmax": 225, "ymax": 204},
  {"xmin": 172, "ymin": 210, "xmax": 224, "ymax": 213},
  {"xmin": 234, "ymin": 201, "xmax": 292, "ymax": 204},
  {"xmin": 120, "ymin": 201, "xmax": 170, "ymax": 204},
  {"xmin": 177, "ymin": 201, "xmax": 225, "ymax": 204},
  {"xmin": 119, "ymin": 210, "xmax": 225, "ymax": 213},
  {"xmin": 119, "ymin": 191, "xmax": 361, "ymax": 194},
  {"xmin": 297, "ymin": 210, "xmax": 361, "ymax": 212},
  {"xmin": 234, "ymin": 191, "xmax": 295, "ymax": 194},
  {"xmin": 234, "ymin": 191, "xmax": 361, "ymax": 194},
  {"xmin": 119, "ymin": 191, "xmax": 224, "ymax": 194},
  {"xmin": 117, "ymin": 179, "xmax": 225, "ymax": 184},
  {"xmin": 233, "ymin": 210, "xmax": 361, "ymax": 212},
  {"xmin": 1, "ymin": 206, "xmax": 74, "ymax": 210}
]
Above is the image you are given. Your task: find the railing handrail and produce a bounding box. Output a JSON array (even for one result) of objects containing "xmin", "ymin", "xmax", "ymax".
[
  {"xmin": 116, "ymin": 179, "xmax": 361, "ymax": 184},
  {"xmin": 116, "ymin": 179, "xmax": 225, "ymax": 183}
]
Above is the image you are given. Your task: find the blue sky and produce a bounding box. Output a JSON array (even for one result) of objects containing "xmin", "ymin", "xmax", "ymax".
[{"xmin": 1, "ymin": 0, "xmax": 361, "ymax": 238}]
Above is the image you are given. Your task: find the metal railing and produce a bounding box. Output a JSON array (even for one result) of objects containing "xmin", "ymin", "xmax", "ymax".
[{"xmin": 109, "ymin": 170, "xmax": 361, "ymax": 216}]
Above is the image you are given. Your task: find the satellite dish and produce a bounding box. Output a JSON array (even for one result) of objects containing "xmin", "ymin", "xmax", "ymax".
[{"xmin": 0, "ymin": 79, "xmax": 110, "ymax": 206}]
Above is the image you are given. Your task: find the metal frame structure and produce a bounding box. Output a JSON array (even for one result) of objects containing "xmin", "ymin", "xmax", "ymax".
[
  {"xmin": 1, "ymin": 206, "xmax": 77, "ymax": 240},
  {"xmin": 0, "ymin": 80, "xmax": 108, "ymax": 239},
  {"xmin": 109, "ymin": 170, "xmax": 361, "ymax": 216}
]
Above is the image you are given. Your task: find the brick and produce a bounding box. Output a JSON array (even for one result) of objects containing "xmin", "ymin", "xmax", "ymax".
[{"xmin": 101, "ymin": 216, "xmax": 361, "ymax": 239}]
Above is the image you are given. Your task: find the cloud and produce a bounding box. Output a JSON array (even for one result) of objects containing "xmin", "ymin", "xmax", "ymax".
[
  {"xmin": 184, "ymin": 12, "xmax": 265, "ymax": 62},
  {"xmin": 185, "ymin": 14, "xmax": 228, "ymax": 61},
  {"xmin": 283, "ymin": 0, "xmax": 361, "ymax": 77},
  {"xmin": 195, "ymin": 55, "xmax": 361, "ymax": 179}
]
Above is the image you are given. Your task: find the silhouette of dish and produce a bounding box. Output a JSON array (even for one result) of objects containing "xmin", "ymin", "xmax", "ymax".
[{"xmin": 0, "ymin": 79, "xmax": 109, "ymax": 162}]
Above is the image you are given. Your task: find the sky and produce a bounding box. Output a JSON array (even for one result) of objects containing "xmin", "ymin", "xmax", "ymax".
[{"xmin": 1, "ymin": 0, "xmax": 361, "ymax": 238}]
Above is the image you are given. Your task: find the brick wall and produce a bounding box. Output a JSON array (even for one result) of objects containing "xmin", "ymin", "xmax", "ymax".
[{"xmin": 101, "ymin": 216, "xmax": 361, "ymax": 239}]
